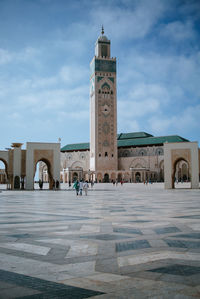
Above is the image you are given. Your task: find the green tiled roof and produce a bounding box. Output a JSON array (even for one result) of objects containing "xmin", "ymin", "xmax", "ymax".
[
  {"xmin": 118, "ymin": 132, "xmax": 153, "ymax": 140},
  {"xmin": 61, "ymin": 142, "xmax": 89, "ymax": 152},
  {"xmin": 117, "ymin": 135, "xmax": 189, "ymax": 148},
  {"xmin": 61, "ymin": 134, "xmax": 189, "ymax": 152}
]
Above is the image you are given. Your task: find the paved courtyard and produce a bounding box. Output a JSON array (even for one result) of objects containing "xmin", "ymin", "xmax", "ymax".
[{"xmin": 0, "ymin": 183, "xmax": 200, "ymax": 298}]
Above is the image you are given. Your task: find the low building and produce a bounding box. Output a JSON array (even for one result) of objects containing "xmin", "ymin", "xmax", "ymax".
[{"xmin": 58, "ymin": 132, "xmax": 190, "ymax": 183}]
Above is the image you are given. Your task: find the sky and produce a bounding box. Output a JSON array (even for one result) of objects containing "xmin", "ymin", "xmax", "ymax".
[{"xmin": 0, "ymin": 0, "xmax": 200, "ymax": 151}]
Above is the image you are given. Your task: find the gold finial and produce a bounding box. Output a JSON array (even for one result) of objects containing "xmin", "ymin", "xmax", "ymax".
[{"xmin": 101, "ymin": 25, "xmax": 104, "ymax": 35}]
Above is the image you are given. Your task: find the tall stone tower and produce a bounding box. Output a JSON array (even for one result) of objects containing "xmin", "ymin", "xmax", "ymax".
[{"xmin": 90, "ymin": 27, "xmax": 117, "ymax": 179}]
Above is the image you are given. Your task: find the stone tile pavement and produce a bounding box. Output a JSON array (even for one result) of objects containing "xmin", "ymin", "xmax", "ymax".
[{"xmin": 0, "ymin": 183, "xmax": 200, "ymax": 298}]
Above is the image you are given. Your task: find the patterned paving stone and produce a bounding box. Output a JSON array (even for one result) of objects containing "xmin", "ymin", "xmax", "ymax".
[
  {"xmin": 80, "ymin": 234, "xmax": 132, "ymax": 241},
  {"xmin": 128, "ymin": 220, "xmax": 151, "ymax": 223},
  {"xmin": 174, "ymin": 215, "xmax": 200, "ymax": 219},
  {"xmin": 113, "ymin": 227, "xmax": 142, "ymax": 235},
  {"xmin": 164, "ymin": 239, "xmax": 200, "ymax": 249},
  {"xmin": 115, "ymin": 239, "xmax": 151, "ymax": 252},
  {"xmin": 148, "ymin": 264, "xmax": 200, "ymax": 276},
  {"xmin": 0, "ymin": 269, "xmax": 104, "ymax": 298},
  {"xmin": 154, "ymin": 227, "xmax": 181, "ymax": 234},
  {"xmin": 171, "ymin": 233, "xmax": 200, "ymax": 239},
  {"xmin": 0, "ymin": 183, "xmax": 200, "ymax": 298}
]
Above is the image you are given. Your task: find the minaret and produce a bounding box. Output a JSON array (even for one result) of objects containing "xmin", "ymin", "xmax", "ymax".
[{"xmin": 90, "ymin": 27, "xmax": 117, "ymax": 178}]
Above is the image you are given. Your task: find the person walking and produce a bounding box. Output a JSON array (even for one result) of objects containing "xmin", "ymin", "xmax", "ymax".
[
  {"xmin": 56, "ymin": 180, "xmax": 59, "ymax": 190},
  {"xmin": 52, "ymin": 179, "xmax": 55, "ymax": 190},
  {"xmin": 83, "ymin": 181, "xmax": 89, "ymax": 195},
  {"xmin": 79, "ymin": 179, "xmax": 83, "ymax": 196},
  {"xmin": 73, "ymin": 180, "xmax": 79, "ymax": 196},
  {"xmin": 39, "ymin": 179, "xmax": 43, "ymax": 190}
]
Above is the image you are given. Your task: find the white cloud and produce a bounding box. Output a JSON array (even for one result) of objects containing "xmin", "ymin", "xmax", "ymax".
[
  {"xmin": 119, "ymin": 50, "xmax": 200, "ymax": 103},
  {"xmin": 149, "ymin": 104, "xmax": 200, "ymax": 137},
  {"xmin": 118, "ymin": 119, "xmax": 140, "ymax": 133},
  {"xmin": 90, "ymin": 0, "xmax": 166, "ymax": 40},
  {"xmin": 118, "ymin": 98, "xmax": 160, "ymax": 120},
  {"xmin": 59, "ymin": 65, "xmax": 89, "ymax": 86},
  {"xmin": 161, "ymin": 20, "xmax": 196, "ymax": 41}
]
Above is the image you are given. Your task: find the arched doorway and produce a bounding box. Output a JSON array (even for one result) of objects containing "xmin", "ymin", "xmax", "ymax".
[
  {"xmin": 164, "ymin": 142, "xmax": 199, "ymax": 189},
  {"xmin": 104, "ymin": 173, "xmax": 109, "ymax": 183},
  {"xmin": 34, "ymin": 159, "xmax": 53, "ymax": 190},
  {"xmin": 97, "ymin": 173, "xmax": 102, "ymax": 183},
  {"xmin": 159, "ymin": 160, "xmax": 164, "ymax": 182},
  {"xmin": 118, "ymin": 173, "xmax": 122, "ymax": 182},
  {"xmin": 0, "ymin": 159, "xmax": 7, "ymax": 189},
  {"xmin": 72, "ymin": 172, "xmax": 78, "ymax": 182},
  {"xmin": 172, "ymin": 158, "xmax": 191, "ymax": 189},
  {"xmin": 135, "ymin": 172, "xmax": 141, "ymax": 182}
]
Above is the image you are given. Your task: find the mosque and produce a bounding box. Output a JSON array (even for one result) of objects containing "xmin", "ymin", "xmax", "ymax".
[
  {"xmin": 0, "ymin": 29, "xmax": 199, "ymax": 189},
  {"xmin": 55, "ymin": 28, "xmax": 194, "ymax": 184}
]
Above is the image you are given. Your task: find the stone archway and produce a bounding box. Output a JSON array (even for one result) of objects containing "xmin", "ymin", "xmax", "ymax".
[
  {"xmin": 118, "ymin": 173, "xmax": 122, "ymax": 182},
  {"xmin": 0, "ymin": 159, "xmax": 8, "ymax": 180},
  {"xmin": 35, "ymin": 158, "xmax": 53, "ymax": 190},
  {"xmin": 164, "ymin": 142, "xmax": 199, "ymax": 189},
  {"xmin": 0, "ymin": 150, "xmax": 10, "ymax": 188},
  {"xmin": 26, "ymin": 142, "xmax": 60, "ymax": 190},
  {"xmin": 97, "ymin": 172, "xmax": 102, "ymax": 182},
  {"xmin": 111, "ymin": 172, "xmax": 116, "ymax": 181},
  {"xmin": 159, "ymin": 160, "xmax": 164, "ymax": 182},
  {"xmin": 72, "ymin": 172, "xmax": 78, "ymax": 182},
  {"xmin": 104, "ymin": 173, "xmax": 109, "ymax": 183},
  {"xmin": 0, "ymin": 158, "xmax": 8, "ymax": 186},
  {"xmin": 172, "ymin": 158, "xmax": 190, "ymax": 188},
  {"xmin": 135, "ymin": 172, "xmax": 141, "ymax": 182}
]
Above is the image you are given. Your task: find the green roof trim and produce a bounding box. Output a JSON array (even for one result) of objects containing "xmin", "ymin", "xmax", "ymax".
[
  {"xmin": 117, "ymin": 135, "xmax": 189, "ymax": 148},
  {"xmin": 118, "ymin": 132, "xmax": 153, "ymax": 140},
  {"xmin": 61, "ymin": 134, "xmax": 189, "ymax": 152},
  {"xmin": 61, "ymin": 142, "xmax": 89, "ymax": 152}
]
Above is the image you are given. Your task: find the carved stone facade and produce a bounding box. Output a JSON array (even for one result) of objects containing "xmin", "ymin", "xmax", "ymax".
[
  {"xmin": 90, "ymin": 29, "xmax": 117, "ymax": 174},
  {"xmin": 59, "ymin": 144, "xmax": 165, "ymax": 183}
]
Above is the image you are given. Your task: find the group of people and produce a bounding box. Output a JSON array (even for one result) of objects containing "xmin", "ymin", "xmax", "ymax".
[
  {"xmin": 73, "ymin": 179, "xmax": 89, "ymax": 196},
  {"xmin": 112, "ymin": 179, "xmax": 124, "ymax": 186},
  {"xmin": 143, "ymin": 180, "xmax": 152, "ymax": 185}
]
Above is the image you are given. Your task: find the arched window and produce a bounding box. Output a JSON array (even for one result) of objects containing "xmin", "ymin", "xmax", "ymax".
[
  {"xmin": 155, "ymin": 148, "xmax": 163, "ymax": 155},
  {"xmin": 138, "ymin": 149, "xmax": 147, "ymax": 156}
]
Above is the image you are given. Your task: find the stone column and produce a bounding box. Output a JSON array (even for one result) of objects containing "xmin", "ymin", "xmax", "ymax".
[{"xmin": 12, "ymin": 143, "xmax": 23, "ymax": 189}]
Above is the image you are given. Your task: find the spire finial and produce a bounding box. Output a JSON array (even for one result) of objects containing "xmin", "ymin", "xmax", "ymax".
[{"xmin": 101, "ymin": 25, "xmax": 104, "ymax": 35}]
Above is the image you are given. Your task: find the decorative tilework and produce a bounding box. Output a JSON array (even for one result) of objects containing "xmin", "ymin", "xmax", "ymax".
[
  {"xmin": 164, "ymin": 239, "xmax": 200, "ymax": 249},
  {"xmin": 154, "ymin": 227, "xmax": 181, "ymax": 234},
  {"xmin": 148, "ymin": 264, "xmax": 200, "ymax": 276},
  {"xmin": 95, "ymin": 59, "xmax": 116, "ymax": 73},
  {"xmin": 171, "ymin": 233, "xmax": 200, "ymax": 239},
  {"xmin": 0, "ymin": 269, "xmax": 104, "ymax": 298},
  {"xmin": 113, "ymin": 227, "xmax": 142, "ymax": 235},
  {"xmin": 116, "ymin": 240, "xmax": 151, "ymax": 252},
  {"xmin": 80, "ymin": 234, "xmax": 131, "ymax": 241},
  {"xmin": 108, "ymin": 77, "xmax": 114, "ymax": 83},
  {"xmin": 97, "ymin": 76, "xmax": 104, "ymax": 82},
  {"xmin": 0, "ymin": 183, "xmax": 200, "ymax": 298}
]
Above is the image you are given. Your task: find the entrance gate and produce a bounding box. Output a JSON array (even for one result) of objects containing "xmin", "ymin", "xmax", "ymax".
[{"xmin": 164, "ymin": 142, "xmax": 199, "ymax": 189}]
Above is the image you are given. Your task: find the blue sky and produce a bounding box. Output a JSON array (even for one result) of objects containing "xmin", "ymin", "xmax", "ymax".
[{"xmin": 0, "ymin": 0, "xmax": 200, "ymax": 151}]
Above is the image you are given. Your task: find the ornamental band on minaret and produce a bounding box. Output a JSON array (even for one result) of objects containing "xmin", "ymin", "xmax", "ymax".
[{"xmin": 90, "ymin": 27, "xmax": 118, "ymax": 176}]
